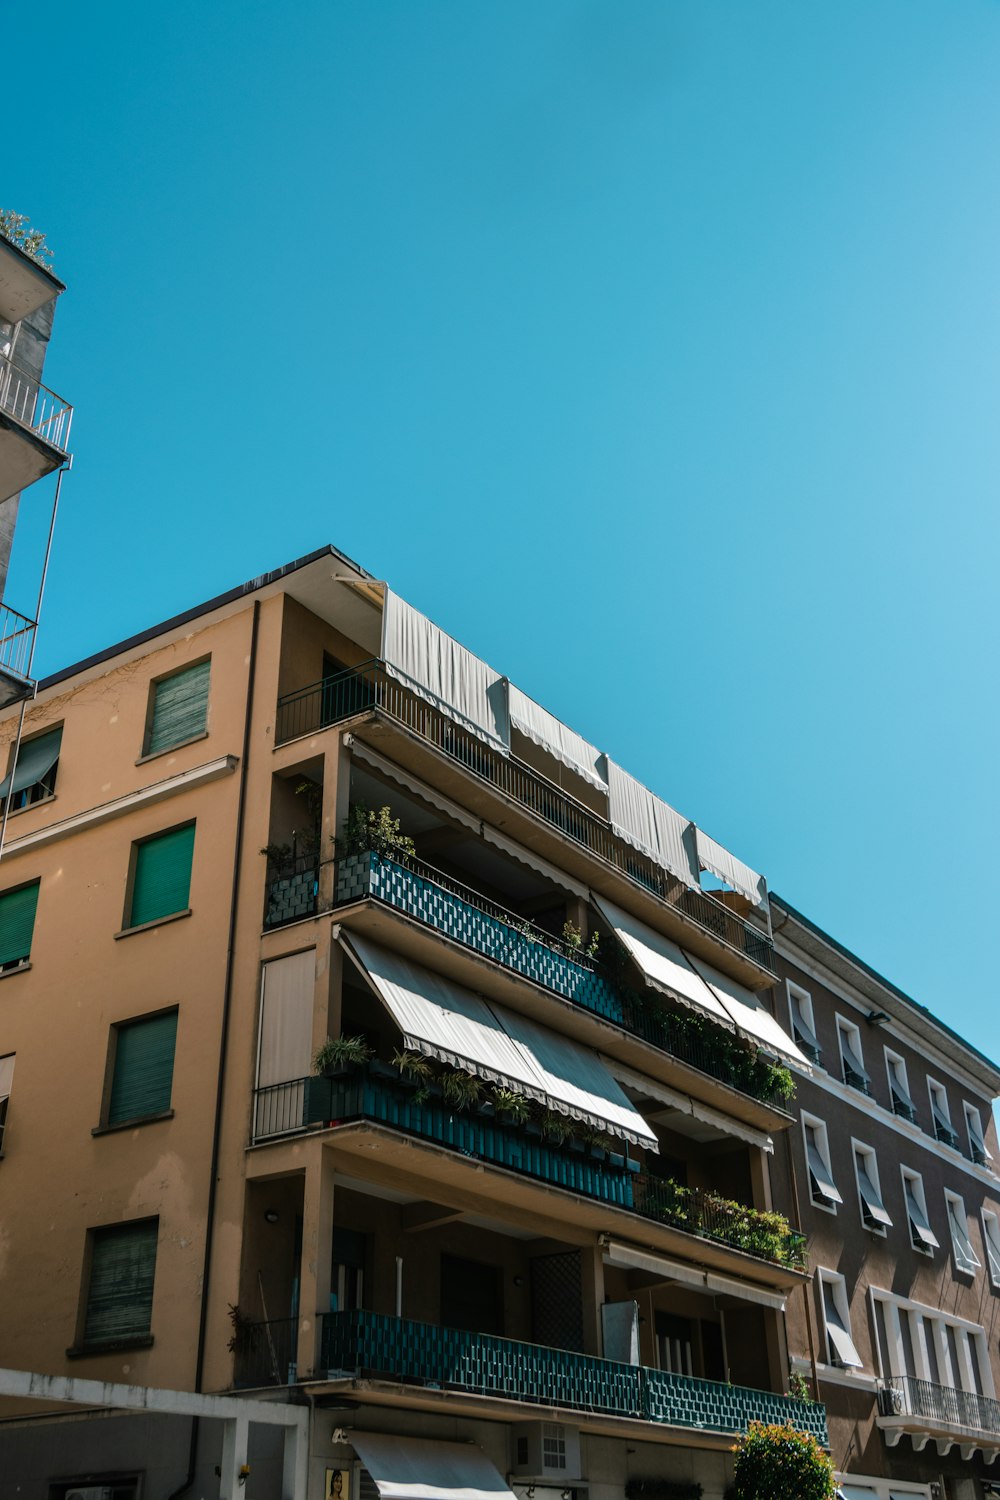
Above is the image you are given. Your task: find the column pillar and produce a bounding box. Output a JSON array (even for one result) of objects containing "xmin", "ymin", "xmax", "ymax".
[
  {"xmin": 219, "ymin": 1412, "xmax": 250, "ymax": 1500},
  {"xmin": 297, "ymin": 1142, "xmax": 337, "ymax": 1379},
  {"xmin": 580, "ymin": 1240, "xmax": 606, "ymax": 1357}
]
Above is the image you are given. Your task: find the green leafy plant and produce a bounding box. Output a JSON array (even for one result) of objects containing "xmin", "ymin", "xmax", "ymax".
[
  {"xmin": 392, "ymin": 1048, "xmax": 434, "ymax": 1082},
  {"xmin": 787, "ymin": 1371, "xmax": 814, "ymax": 1403},
  {"xmin": 0, "ymin": 210, "xmax": 54, "ymax": 269},
  {"xmin": 732, "ymin": 1423, "xmax": 834, "ymax": 1500},
  {"xmin": 580, "ymin": 1123, "xmax": 616, "ymax": 1153},
  {"xmin": 539, "ymin": 1108, "xmax": 572, "ymax": 1146},
  {"xmin": 313, "ymin": 1035, "xmax": 372, "ymax": 1073},
  {"xmin": 562, "ymin": 920, "xmax": 601, "ymax": 960},
  {"xmin": 490, "ymin": 1086, "xmax": 531, "ymax": 1124},
  {"xmin": 341, "ymin": 803, "xmax": 416, "ymax": 861},
  {"xmin": 441, "ymin": 1069, "xmax": 484, "ymax": 1111}
]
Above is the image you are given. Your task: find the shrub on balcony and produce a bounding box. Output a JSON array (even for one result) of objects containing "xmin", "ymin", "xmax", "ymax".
[
  {"xmin": 732, "ymin": 1422, "xmax": 834, "ymax": 1500},
  {"xmin": 341, "ymin": 803, "xmax": 415, "ymax": 861},
  {"xmin": 313, "ymin": 1035, "xmax": 373, "ymax": 1073}
]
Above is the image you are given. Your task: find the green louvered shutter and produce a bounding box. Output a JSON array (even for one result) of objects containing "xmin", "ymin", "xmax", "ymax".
[
  {"xmin": 148, "ymin": 661, "xmax": 210, "ymax": 755},
  {"xmin": 109, "ymin": 1012, "xmax": 178, "ymax": 1124},
  {"xmin": 0, "ymin": 882, "xmax": 40, "ymax": 967},
  {"xmin": 84, "ymin": 1220, "xmax": 158, "ymax": 1344},
  {"xmin": 129, "ymin": 824, "xmax": 195, "ymax": 927}
]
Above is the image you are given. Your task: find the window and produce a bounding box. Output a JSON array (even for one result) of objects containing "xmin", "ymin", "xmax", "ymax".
[
  {"xmin": 125, "ymin": 823, "xmax": 195, "ymax": 929},
  {"xmin": 963, "ymin": 1102, "xmax": 992, "ymax": 1167},
  {"xmin": 0, "ymin": 1052, "xmax": 13, "ymax": 1153},
  {"xmin": 944, "ymin": 1190, "xmax": 981, "ymax": 1275},
  {"xmin": 818, "ymin": 1270, "xmax": 863, "ymax": 1367},
  {"xmin": 900, "ymin": 1168, "xmax": 938, "ymax": 1254},
  {"xmin": 144, "ymin": 659, "xmax": 210, "ymax": 756},
  {"xmin": 802, "ymin": 1113, "xmax": 842, "ymax": 1212},
  {"xmin": 81, "ymin": 1219, "xmax": 158, "ymax": 1347},
  {"xmin": 0, "ymin": 879, "xmax": 39, "ymax": 970},
  {"xmin": 0, "ymin": 725, "xmax": 61, "ymax": 813},
  {"xmin": 852, "ymin": 1142, "xmax": 892, "ymax": 1233},
  {"xmin": 788, "ymin": 981, "xmax": 821, "ymax": 1063},
  {"xmin": 928, "ymin": 1079, "xmax": 958, "ymax": 1148},
  {"xmin": 837, "ymin": 1016, "xmax": 870, "ymax": 1095},
  {"xmin": 981, "ymin": 1209, "xmax": 1000, "ymax": 1290},
  {"xmin": 106, "ymin": 1010, "xmax": 178, "ymax": 1126},
  {"xmin": 884, "ymin": 1049, "xmax": 917, "ymax": 1123}
]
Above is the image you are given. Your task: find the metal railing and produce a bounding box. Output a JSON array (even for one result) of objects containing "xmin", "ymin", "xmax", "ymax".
[
  {"xmin": 252, "ymin": 1078, "xmax": 308, "ymax": 1139},
  {"xmin": 0, "ymin": 603, "xmax": 35, "ymax": 683},
  {"xmin": 878, "ymin": 1375, "xmax": 1000, "ymax": 1435},
  {"xmin": 276, "ymin": 661, "xmax": 776, "ymax": 976},
  {"xmin": 0, "ymin": 350, "xmax": 72, "ymax": 453},
  {"xmin": 232, "ymin": 1316, "xmax": 299, "ymax": 1387},
  {"xmin": 319, "ymin": 1310, "xmax": 829, "ymax": 1442},
  {"xmin": 632, "ymin": 1174, "xmax": 807, "ymax": 1269}
]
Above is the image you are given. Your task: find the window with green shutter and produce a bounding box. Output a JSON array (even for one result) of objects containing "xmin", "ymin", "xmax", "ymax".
[
  {"xmin": 145, "ymin": 660, "xmax": 210, "ymax": 756},
  {"xmin": 108, "ymin": 1011, "xmax": 178, "ymax": 1125},
  {"xmin": 127, "ymin": 824, "xmax": 195, "ymax": 928},
  {"xmin": 83, "ymin": 1219, "xmax": 158, "ymax": 1346},
  {"xmin": 0, "ymin": 881, "xmax": 39, "ymax": 969}
]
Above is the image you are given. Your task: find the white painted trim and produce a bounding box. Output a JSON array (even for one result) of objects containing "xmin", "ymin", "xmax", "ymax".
[
  {"xmin": 801, "ymin": 1111, "xmax": 839, "ymax": 1213},
  {"xmin": 0, "ymin": 756, "xmax": 239, "ymax": 858}
]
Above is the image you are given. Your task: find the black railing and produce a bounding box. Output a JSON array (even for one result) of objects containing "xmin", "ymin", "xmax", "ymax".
[
  {"xmin": 878, "ymin": 1376, "xmax": 1000, "ymax": 1435},
  {"xmin": 842, "ymin": 1063, "xmax": 870, "ymax": 1096},
  {"xmin": 275, "ymin": 661, "xmax": 776, "ymax": 976},
  {"xmin": 253, "ymin": 1078, "xmax": 309, "ymax": 1139},
  {"xmin": 233, "ymin": 1316, "xmax": 299, "ymax": 1387}
]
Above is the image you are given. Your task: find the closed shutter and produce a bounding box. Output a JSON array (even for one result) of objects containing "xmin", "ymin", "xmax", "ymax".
[
  {"xmin": 84, "ymin": 1220, "xmax": 158, "ymax": 1344},
  {"xmin": 129, "ymin": 825, "xmax": 195, "ymax": 927},
  {"xmin": 0, "ymin": 882, "xmax": 39, "ymax": 966},
  {"xmin": 148, "ymin": 661, "xmax": 210, "ymax": 755},
  {"xmin": 109, "ymin": 1012, "xmax": 178, "ymax": 1124}
]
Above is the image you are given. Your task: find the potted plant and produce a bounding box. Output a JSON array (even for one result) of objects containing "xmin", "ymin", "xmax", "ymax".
[
  {"xmin": 491, "ymin": 1085, "xmax": 531, "ymax": 1126},
  {"xmin": 440, "ymin": 1069, "xmax": 484, "ymax": 1112},
  {"xmin": 313, "ymin": 1035, "xmax": 373, "ymax": 1076}
]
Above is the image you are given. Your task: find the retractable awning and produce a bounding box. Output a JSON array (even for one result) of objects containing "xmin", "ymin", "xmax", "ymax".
[
  {"xmin": 903, "ymin": 1183, "xmax": 939, "ymax": 1249},
  {"xmin": 685, "ymin": 951, "xmax": 811, "ymax": 1071},
  {"xmin": 341, "ymin": 931, "xmax": 658, "ymax": 1150},
  {"xmin": 602, "ymin": 1240, "xmax": 788, "ymax": 1311},
  {"xmin": 605, "ymin": 760, "xmax": 699, "ymax": 887},
  {"xmin": 856, "ymin": 1162, "xmax": 892, "ymax": 1228},
  {"xmin": 592, "ymin": 895, "xmax": 734, "ymax": 1029},
  {"xmin": 506, "ymin": 683, "xmax": 607, "ymax": 789},
  {"xmin": 351, "ymin": 1433, "xmax": 517, "ymax": 1500},
  {"xmin": 0, "ymin": 726, "xmax": 61, "ymax": 801},
  {"xmin": 694, "ymin": 828, "xmax": 768, "ymax": 911}
]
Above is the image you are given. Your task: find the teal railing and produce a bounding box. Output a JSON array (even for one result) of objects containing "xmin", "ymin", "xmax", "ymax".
[{"xmin": 319, "ymin": 1310, "xmax": 828, "ymax": 1443}]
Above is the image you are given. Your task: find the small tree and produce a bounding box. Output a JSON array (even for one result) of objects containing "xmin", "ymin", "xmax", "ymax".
[{"xmin": 732, "ymin": 1423, "xmax": 834, "ymax": 1500}]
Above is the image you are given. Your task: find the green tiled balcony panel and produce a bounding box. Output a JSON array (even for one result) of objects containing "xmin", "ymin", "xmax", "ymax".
[
  {"xmin": 265, "ymin": 865, "xmax": 319, "ymax": 928},
  {"xmin": 336, "ymin": 852, "xmax": 623, "ymax": 1024},
  {"xmin": 319, "ymin": 1311, "xmax": 828, "ymax": 1443}
]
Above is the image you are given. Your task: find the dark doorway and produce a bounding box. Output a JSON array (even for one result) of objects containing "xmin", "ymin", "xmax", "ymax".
[{"xmin": 440, "ymin": 1253, "xmax": 504, "ymax": 1335}]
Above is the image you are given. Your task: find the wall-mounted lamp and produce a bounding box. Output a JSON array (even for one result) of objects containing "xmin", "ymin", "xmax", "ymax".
[
  {"xmin": 264, "ymin": 1210, "xmax": 279, "ymax": 1224},
  {"xmin": 866, "ymin": 1011, "xmax": 889, "ymax": 1027}
]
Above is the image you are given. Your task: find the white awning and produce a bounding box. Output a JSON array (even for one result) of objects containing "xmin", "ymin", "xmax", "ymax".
[
  {"xmin": 685, "ymin": 951, "xmax": 813, "ymax": 1071},
  {"xmin": 606, "ymin": 760, "xmax": 698, "ymax": 887},
  {"xmin": 351, "ymin": 1433, "xmax": 517, "ymax": 1500},
  {"xmin": 609, "ymin": 1059, "xmax": 774, "ymax": 1153},
  {"xmin": 341, "ymin": 932, "xmax": 658, "ymax": 1150},
  {"xmin": 822, "ymin": 1282, "xmax": 863, "ymax": 1368},
  {"xmin": 694, "ymin": 828, "xmax": 768, "ymax": 910},
  {"xmin": 593, "ymin": 895, "xmax": 734, "ymax": 1030},
  {"xmin": 602, "ymin": 1240, "xmax": 787, "ymax": 1311},
  {"xmin": 381, "ymin": 588, "xmax": 510, "ymax": 749},
  {"xmin": 506, "ymin": 683, "xmax": 607, "ymax": 789},
  {"xmin": 968, "ymin": 1109, "xmax": 992, "ymax": 1161}
]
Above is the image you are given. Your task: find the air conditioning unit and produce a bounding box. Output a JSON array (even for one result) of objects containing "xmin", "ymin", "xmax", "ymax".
[{"xmin": 511, "ymin": 1423, "xmax": 581, "ymax": 1480}]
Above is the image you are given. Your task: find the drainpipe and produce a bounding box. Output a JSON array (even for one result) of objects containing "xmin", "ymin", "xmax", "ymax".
[{"xmin": 169, "ymin": 599, "xmax": 261, "ymax": 1499}]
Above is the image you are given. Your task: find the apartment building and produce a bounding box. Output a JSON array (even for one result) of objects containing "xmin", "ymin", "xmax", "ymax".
[
  {"xmin": 770, "ymin": 896, "xmax": 1000, "ymax": 1500},
  {"xmin": 0, "ymin": 546, "xmax": 828, "ymax": 1499}
]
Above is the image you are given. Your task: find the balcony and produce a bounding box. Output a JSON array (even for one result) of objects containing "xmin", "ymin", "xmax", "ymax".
[
  {"xmin": 233, "ymin": 1314, "xmax": 299, "ymax": 1387},
  {"xmin": 0, "ymin": 603, "xmax": 36, "ymax": 706},
  {"xmin": 878, "ymin": 1376, "xmax": 1000, "ymax": 1458},
  {"xmin": 315, "ymin": 1309, "xmax": 828, "ymax": 1442},
  {"xmin": 327, "ymin": 851, "xmax": 792, "ymax": 1118},
  {"xmin": 0, "ymin": 350, "xmax": 72, "ymax": 504},
  {"xmin": 274, "ymin": 662, "xmax": 776, "ymax": 984},
  {"xmin": 258, "ymin": 1064, "xmax": 806, "ymax": 1272}
]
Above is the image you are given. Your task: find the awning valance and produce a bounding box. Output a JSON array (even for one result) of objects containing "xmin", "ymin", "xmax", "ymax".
[
  {"xmin": 381, "ymin": 588, "xmax": 509, "ymax": 749},
  {"xmin": 606, "ymin": 760, "xmax": 698, "ymax": 888},
  {"xmin": 0, "ymin": 726, "xmax": 61, "ymax": 802},
  {"xmin": 685, "ymin": 951, "xmax": 812, "ymax": 1072},
  {"xmin": 341, "ymin": 931, "xmax": 658, "ymax": 1150},
  {"xmin": 593, "ymin": 895, "xmax": 734, "ymax": 1030},
  {"xmin": 351, "ymin": 1433, "xmax": 517, "ymax": 1500},
  {"xmin": 506, "ymin": 683, "xmax": 607, "ymax": 789},
  {"xmin": 602, "ymin": 1240, "xmax": 788, "ymax": 1311},
  {"xmin": 694, "ymin": 828, "xmax": 768, "ymax": 910}
]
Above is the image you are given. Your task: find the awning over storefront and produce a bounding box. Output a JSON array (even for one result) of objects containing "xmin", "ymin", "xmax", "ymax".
[
  {"xmin": 506, "ymin": 683, "xmax": 607, "ymax": 789},
  {"xmin": 351, "ymin": 1433, "xmax": 517, "ymax": 1500},
  {"xmin": 341, "ymin": 931, "xmax": 658, "ymax": 1150},
  {"xmin": 694, "ymin": 828, "xmax": 768, "ymax": 911},
  {"xmin": 606, "ymin": 760, "xmax": 699, "ymax": 887},
  {"xmin": 593, "ymin": 895, "xmax": 734, "ymax": 1030}
]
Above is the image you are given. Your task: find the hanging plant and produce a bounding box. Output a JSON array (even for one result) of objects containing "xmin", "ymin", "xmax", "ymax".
[
  {"xmin": 440, "ymin": 1069, "xmax": 484, "ymax": 1111},
  {"xmin": 313, "ymin": 1035, "xmax": 373, "ymax": 1073}
]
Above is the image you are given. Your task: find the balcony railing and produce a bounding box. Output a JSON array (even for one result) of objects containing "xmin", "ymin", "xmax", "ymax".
[
  {"xmin": 233, "ymin": 1315, "xmax": 299, "ymax": 1387},
  {"xmin": 259, "ymin": 1065, "xmax": 806, "ymax": 1271},
  {"xmin": 0, "ymin": 351, "xmax": 72, "ymax": 454},
  {"xmin": 331, "ymin": 851, "xmax": 790, "ymax": 1111},
  {"xmin": 275, "ymin": 661, "xmax": 775, "ymax": 977},
  {"xmin": 264, "ymin": 854, "xmax": 319, "ymax": 928},
  {"xmin": 0, "ymin": 603, "xmax": 35, "ymax": 685},
  {"xmin": 878, "ymin": 1375, "xmax": 1000, "ymax": 1436},
  {"xmin": 319, "ymin": 1310, "xmax": 828, "ymax": 1442}
]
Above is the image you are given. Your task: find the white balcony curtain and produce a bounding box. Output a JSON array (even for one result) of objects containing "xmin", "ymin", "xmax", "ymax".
[
  {"xmin": 256, "ymin": 950, "xmax": 315, "ymax": 1087},
  {"xmin": 606, "ymin": 760, "xmax": 698, "ymax": 887},
  {"xmin": 506, "ymin": 683, "xmax": 608, "ymax": 790},
  {"xmin": 381, "ymin": 588, "xmax": 510, "ymax": 749},
  {"xmin": 694, "ymin": 828, "xmax": 768, "ymax": 910}
]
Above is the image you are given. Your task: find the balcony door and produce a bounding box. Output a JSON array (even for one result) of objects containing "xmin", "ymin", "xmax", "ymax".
[{"xmin": 440, "ymin": 1253, "xmax": 503, "ymax": 1336}]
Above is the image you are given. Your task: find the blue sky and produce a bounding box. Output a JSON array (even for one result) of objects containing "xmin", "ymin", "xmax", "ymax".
[{"xmin": 4, "ymin": 1, "xmax": 999, "ymax": 1056}]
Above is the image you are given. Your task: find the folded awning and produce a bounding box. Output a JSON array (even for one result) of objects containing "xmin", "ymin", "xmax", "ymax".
[
  {"xmin": 903, "ymin": 1183, "xmax": 939, "ymax": 1249},
  {"xmin": 806, "ymin": 1143, "xmax": 843, "ymax": 1205},
  {"xmin": 684, "ymin": 951, "xmax": 813, "ymax": 1072},
  {"xmin": 506, "ymin": 683, "xmax": 607, "ymax": 789},
  {"xmin": 694, "ymin": 828, "xmax": 768, "ymax": 911},
  {"xmin": 822, "ymin": 1283, "xmax": 862, "ymax": 1368},
  {"xmin": 351, "ymin": 1433, "xmax": 517, "ymax": 1500},
  {"xmin": 602, "ymin": 1240, "xmax": 788, "ymax": 1311},
  {"xmin": 341, "ymin": 932, "xmax": 658, "ymax": 1150},
  {"xmin": 856, "ymin": 1162, "xmax": 892, "ymax": 1228},
  {"xmin": 791, "ymin": 1006, "xmax": 821, "ymax": 1058},
  {"xmin": 606, "ymin": 760, "xmax": 699, "ymax": 887},
  {"xmin": 593, "ymin": 895, "xmax": 734, "ymax": 1030},
  {"xmin": 968, "ymin": 1109, "xmax": 992, "ymax": 1161},
  {"xmin": 0, "ymin": 726, "xmax": 61, "ymax": 801},
  {"xmin": 840, "ymin": 1033, "xmax": 870, "ymax": 1084},
  {"xmin": 889, "ymin": 1076, "xmax": 917, "ymax": 1116}
]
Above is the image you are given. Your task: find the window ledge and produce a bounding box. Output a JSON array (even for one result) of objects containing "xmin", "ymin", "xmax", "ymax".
[
  {"xmin": 136, "ymin": 731, "xmax": 209, "ymax": 766},
  {"xmin": 3, "ymin": 793, "xmax": 56, "ymax": 819},
  {"xmin": 114, "ymin": 910, "xmax": 192, "ymax": 941},
  {"xmin": 66, "ymin": 1335, "xmax": 154, "ymax": 1359},
  {"xmin": 0, "ymin": 961, "xmax": 31, "ymax": 980},
  {"xmin": 92, "ymin": 1109, "xmax": 175, "ymax": 1137}
]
